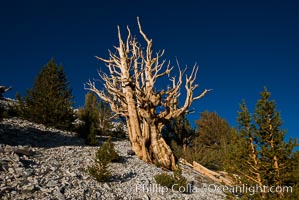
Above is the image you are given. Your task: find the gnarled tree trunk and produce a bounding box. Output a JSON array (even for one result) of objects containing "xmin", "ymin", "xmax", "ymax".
[{"xmin": 85, "ymin": 18, "xmax": 210, "ymax": 170}]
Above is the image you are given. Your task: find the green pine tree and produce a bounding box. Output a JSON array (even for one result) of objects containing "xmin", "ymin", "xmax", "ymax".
[
  {"xmin": 98, "ymin": 100, "xmax": 113, "ymax": 135},
  {"xmin": 165, "ymin": 113, "xmax": 195, "ymax": 159},
  {"xmin": 17, "ymin": 58, "xmax": 74, "ymax": 129},
  {"xmin": 254, "ymin": 87, "xmax": 298, "ymax": 198},
  {"xmin": 88, "ymin": 138, "xmax": 120, "ymax": 182},
  {"xmin": 281, "ymin": 150, "xmax": 299, "ymax": 199},
  {"xmin": 230, "ymin": 87, "xmax": 298, "ymax": 199},
  {"xmin": 77, "ymin": 92, "xmax": 100, "ymax": 145},
  {"xmin": 191, "ymin": 111, "xmax": 234, "ymax": 170},
  {"xmin": 229, "ymin": 100, "xmax": 265, "ymax": 199},
  {"xmin": 77, "ymin": 92, "xmax": 116, "ymax": 144}
]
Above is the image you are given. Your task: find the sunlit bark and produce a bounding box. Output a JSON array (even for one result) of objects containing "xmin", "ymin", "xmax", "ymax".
[{"xmin": 85, "ymin": 17, "xmax": 210, "ymax": 170}]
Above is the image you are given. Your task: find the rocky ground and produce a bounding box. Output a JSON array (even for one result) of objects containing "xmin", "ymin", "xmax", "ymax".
[{"xmin": 0, "ymin": 117, "xmax": 226, "ymax": 200}]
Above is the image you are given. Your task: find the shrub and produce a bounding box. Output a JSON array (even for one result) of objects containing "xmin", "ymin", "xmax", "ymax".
[
  {"xmin": 154, "ymin": 173, "xmax": 175, "ymax": 188},
  {"xmin": 154, "ymin": 169, "xmax": 188, "ymax": 192},
  {"xmin": 96, "ymin": 138, "xmax": 120, "ymax": 163},
  {"xmin": 88, "ymin": 161, "xmax": 111, "ymax": 182},
  {"xmin": 88, "ymin": 138, "xmax": 120, "ymax": 182}
]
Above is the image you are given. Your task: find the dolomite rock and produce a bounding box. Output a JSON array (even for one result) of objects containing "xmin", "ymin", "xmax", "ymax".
[{"xmin": 0, "ymin": 118, "xmax": 226, "ymax": 200}]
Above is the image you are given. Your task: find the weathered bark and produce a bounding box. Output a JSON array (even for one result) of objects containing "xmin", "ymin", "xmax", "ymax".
[
  {"xmin": 238, "ymin": 126, "xmax": 265, "ymax": 198},
  {"xmin": 179, "ymin": 158, "xmax": 233, "ymax": 186},
  {"xmin": 192, "ymin": 160, "xmax": 233, "ymax": 186},
  {"xmin": 85, "ymin": 18, "xmax": 210, "ymax": 170},
  {"xmin": 248, "ymin": 131, "xmax": 265, "ymax": 198},
  {"xmin": 269, "ymin": 124, "xmax": 283, "ymax": 198}
]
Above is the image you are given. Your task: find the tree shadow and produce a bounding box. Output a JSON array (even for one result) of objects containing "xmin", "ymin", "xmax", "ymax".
[
  {"xmin": 0, "ymin": 118, "xmax": 129, "ymax": 149},
  {"xmin": 110, "ymin": 171, "xmax": 137, "ymax": 183},
  {"xmin": 0, "ymin": 122, "xmax": 85, "ymax": 148}
]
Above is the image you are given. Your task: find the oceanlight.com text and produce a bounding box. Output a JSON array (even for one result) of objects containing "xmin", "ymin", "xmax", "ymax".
[
  {"xmin": 207, "ymin": 184, "xmax": 293, "ymax": 196},
  {"xmin": 135, "ymin": 183, "xmax": 293, "ymax": 196}
]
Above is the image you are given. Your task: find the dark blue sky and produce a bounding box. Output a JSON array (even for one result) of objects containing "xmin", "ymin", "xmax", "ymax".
[{"xmin": 0, "ymin": 0, "xmax": 298, "ymax": 140}]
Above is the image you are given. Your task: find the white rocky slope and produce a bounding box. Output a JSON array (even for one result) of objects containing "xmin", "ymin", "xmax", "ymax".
[{"xmin": 0, "ymin": 118, "xmax": 226, "ymax": 200}]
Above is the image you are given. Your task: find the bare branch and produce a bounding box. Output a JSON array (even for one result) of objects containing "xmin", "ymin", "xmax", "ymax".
[
  {"xmin": 87, "ymin": 20, "xmax": 209, "ymax": 170},
  {"xmin": 193, "ymin": 89, "xmax": 213, "ymax": 100},
  {"xmin": 137, "ymin": 17, "xmax": 151, "ymax": 44}
]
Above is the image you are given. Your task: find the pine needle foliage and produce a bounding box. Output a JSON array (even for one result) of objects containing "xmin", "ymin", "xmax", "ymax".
[
  {"xmin": 88, "ymin": 138, "xmax": 120, "ymax": 182},
  {"xmin": 189, "ymin": 111, "xmax": 234, "ymax": 170},
  {"xmin": 77, "ymin": 92, "xmax": 99, "ymax": 145},
  {"xmin": 154, "ymin": 168, "xmax": 188, "ymax": 192},
  {"xmin": 229, "ymin": 87, "xmax": 298, "ymax": 199},
  {"xmin": 17, "ymin": 58, "xmax": 74, "ymax": 129}
]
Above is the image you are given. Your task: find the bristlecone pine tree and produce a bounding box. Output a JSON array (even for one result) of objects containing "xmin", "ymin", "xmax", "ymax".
[
  {"xmin": 230, "ymin": 87, "xmax": 298, "ymax": 199},
  {"xmin": 17, "ymin": 58, "xmax": 74, "ymax": 129},
  {"xmin": 85, "ymin": 18, "xmax": 210, "ymax": 170}
]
